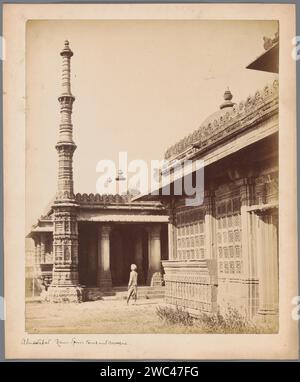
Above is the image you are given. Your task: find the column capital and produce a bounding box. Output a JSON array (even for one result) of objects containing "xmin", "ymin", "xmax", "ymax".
[
  {"xmin": 161, "ymin": 199, "xmax": 177, "ymax": 224},
  {"xmin": 235, "ymin": 176, "xmax": 255, "ymax": 188},
  {"xmin": 98, "ymin": 224, "xmax": 112, "ymax": 237},
  {"xmin": 204, "ymin": 190, "xmax": 215, "ymax": 214},
  {"xmin": 146, "ymin": 224, "xmax": 161, "ymax": 238},
  {"xmin": 239, "ymin": 177, "xmax": 256, "ymax": 206}
]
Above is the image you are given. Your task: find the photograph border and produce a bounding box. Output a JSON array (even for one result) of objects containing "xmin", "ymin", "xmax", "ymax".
[{"xmin": 2, "ymin": 1, "xmax": 299, "ymax": 360}]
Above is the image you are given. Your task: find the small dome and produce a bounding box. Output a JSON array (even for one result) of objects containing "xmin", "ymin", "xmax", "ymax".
[
  {"xmin": 200, "ymin": 108, "xmax": 229, "ymax": 128},
  {"xmin": 200, "ymin": 88, "xmax": 235, "ymax": 127}
]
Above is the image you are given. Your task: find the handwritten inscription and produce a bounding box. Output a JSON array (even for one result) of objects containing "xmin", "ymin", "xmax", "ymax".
[{"xmin": 21, "ymin": 337, "xmax": 127, "ymax": 347}]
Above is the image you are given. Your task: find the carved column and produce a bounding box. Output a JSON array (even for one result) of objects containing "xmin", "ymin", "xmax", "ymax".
[
  {"xmin": 147, "ymin": 224, "xmax": 163, "ymax": 286},
  {"xmin": 40, "ymin": 233, "xmax": 46, "ymax": 264},
  {"xmin": 257, "ymin": 208, "xmax": 279, "ymax": 320},
  {"xmin": 87, "ymin": 227, "xmax": 97, "ymax": 286},
  {"xmin": 33, "ymin": 236, "xmax": 41, "ymax": 278},
  {"xmin": 36, "ymin": 236, "xmax": 41, "ymax": 265},
  {"xmin": 50, "ymin": 210, "xmax": 79, "ymax": 283},
  {"xmin": 33, "ymin": 237, "xmax": 37, "ymax": 265},
  {"xmin": 204, "ymin": 190, "xmax": 216, "ymax": 260},
  {"xmin": 97, "ymin": 225, "xmax": 112, "ymax": 290},
  {"xmin": 238, "ymin": 178, "xmax": 259, "ymax": 317},
  {"xmin": 240, "ymin": 178, "xmax": 255, "ymax": 272},
  {"xmin": 134, "ymin": 228, "xmax": 145, "ymax": 285},
  {"xmin": 165, "ymin": 199, "xmax": 177, "ymax": 260}
]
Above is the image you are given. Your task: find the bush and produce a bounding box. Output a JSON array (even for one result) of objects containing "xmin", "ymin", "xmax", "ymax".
[
  {"xmin": 156, "ymin": 305, "xmax": 193, "ymax": 327},
  {"xmin": 156, "ymin": 304, "xmax": 264, "ymax": 333},
  {"xmin": 156, "ymin": 304, "xmax": 275, "ymax": 333},
  {"xmin": 197, "ymin": 305, "xmax": 257, "ymax": 333}
]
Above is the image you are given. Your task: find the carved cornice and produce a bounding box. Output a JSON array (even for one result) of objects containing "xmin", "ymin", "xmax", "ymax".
[
  {"xmin": 39, "ymin": 215, "xmax": 53, "ymax": 221},
  {"xmin": 164, "ymin": 80, "xmax": 278, "ymax": 161},
  {"xmin": 75, "ymin": 193, "xmax": 132, "ymax": 205}
]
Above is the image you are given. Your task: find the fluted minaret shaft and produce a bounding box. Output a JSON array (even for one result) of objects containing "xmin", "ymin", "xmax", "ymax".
[{"xmin": 56, "ymin": 40, "xmax": 76, "ymax": 199}]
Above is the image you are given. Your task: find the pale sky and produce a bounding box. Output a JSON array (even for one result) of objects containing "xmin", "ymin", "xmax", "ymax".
[{"xmin": 26, "ymin": 20, "xmax": 278, "ymax": 231}]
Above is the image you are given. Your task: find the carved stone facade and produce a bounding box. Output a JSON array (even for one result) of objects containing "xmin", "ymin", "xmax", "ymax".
[
  {"xmin": 162, "ymin": 144, "xmax": 278, "ymax": 324},
  {"xmin": 160, "ymin": 84, "xmax": 279, "ymax": 326},
  {"xmin": 163, "ymin": 260, "xmax": 218, "ymax": 315},
  {"xmin": 136, "ymin": 42, "xmax": 279, "ymax": 327}
]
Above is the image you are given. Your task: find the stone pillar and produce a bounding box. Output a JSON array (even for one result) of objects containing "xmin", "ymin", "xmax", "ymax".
[
  {"xmin": 239, "ymin": 178, "xmax": 259, "ymax": 317},
  {"xmin": 97, "ymin": 225, "xmax": 112, "ymax": 290},
  {"xmin": 40, "ymin": 233, "xmax": 46, "ymax": 264},
  {"xmin": 147, "ymin": 224, "xmax": 163, "ymax": 286},
  {"xmin": 240, "ymin": 178, "xmax": 255, "ymax": 275},
  {"xmin": 168, "ymin": 223, "xmax": 175, "ymax": 260},
  {"xmin": 36, "ymin": 235, "xmax": 42, "ymax": 276},
  {"xmin": 165, "ymin": 199, "xmax": 177, "ymax": 260},
  {"xmin": 134, "ymin": 228, "xmax": 145, "ymax": 285},
  {"xmin": 36, "ymin": 236, "xmax": 42, "ymax": 267},
  {"xmin": 87, "ymin": 228, "xmax": 97, "ymax": 286},
  {"xmin": 33, "ymin": 236, "xmax": 41, "ymax": 278},
  {"xmin": 204, "ymin": 190, "xmax": 216, "ymax": 260},
  {"xmin": 257, "ymin": 208, "xmax": 278, "ymax": 321}
]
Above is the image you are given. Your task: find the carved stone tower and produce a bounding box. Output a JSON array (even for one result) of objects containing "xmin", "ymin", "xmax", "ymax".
[{"xmin": 47, "ymin": 41, "xmax": 82, "ymax": 302}]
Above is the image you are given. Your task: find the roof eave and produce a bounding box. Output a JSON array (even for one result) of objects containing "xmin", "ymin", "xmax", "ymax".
[{"xmin": 246, "ymin": 43, "xmax": 279, "ymax": 74}]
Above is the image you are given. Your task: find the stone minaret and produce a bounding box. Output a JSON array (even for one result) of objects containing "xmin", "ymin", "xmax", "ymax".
[
  {"xmin": 47, "ymin": 41, "xmax": 82, "ymax": 302},
  {"xmin": 56, "ymin": 40, "xmax": 76, "ymax": 198}
]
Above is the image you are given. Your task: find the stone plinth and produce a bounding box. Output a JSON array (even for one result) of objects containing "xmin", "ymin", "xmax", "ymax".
[{"xmin": 47, "ymin": 285, "xmax": 84, "ymax": 303}]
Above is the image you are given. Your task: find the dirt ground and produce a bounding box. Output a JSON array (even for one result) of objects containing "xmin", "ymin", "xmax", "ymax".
[{"xmin": 25, "ymin": 298, "xmax": 198, "ymax": 334}]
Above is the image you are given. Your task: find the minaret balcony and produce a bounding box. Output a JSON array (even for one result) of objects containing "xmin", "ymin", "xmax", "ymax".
[
  {"xmin": 58, "ymin": 94, "xmax": 75, "ymax": 104},
  {"xmin": 55, "ymin": 141, "xmax": 77, "ymax": 153}
]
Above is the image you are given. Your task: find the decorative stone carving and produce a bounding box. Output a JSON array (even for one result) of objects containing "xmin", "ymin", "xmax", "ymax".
[
  {"xmin": 47, "ymin": 41, "xmax": 83, "ymax": 303},
  {"xmin": 164, "ymin": 80, "xmax": 279, "ymax": 160},
  {"xmin": 75, "ymin": 192, "xmax": 132, "ymax": 205},
  {"xmin": 163, "ymin": 260, "xmax": 218, "ymax": 314},
  {"xmin": 175, "ymin": 205, "xmax": 206, "ymax": 261}
]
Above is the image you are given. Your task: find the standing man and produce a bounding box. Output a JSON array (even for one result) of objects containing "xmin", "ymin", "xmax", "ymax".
[{"xmin": 127, "ymin": 264, "xmax": 138, "ymax": 305}]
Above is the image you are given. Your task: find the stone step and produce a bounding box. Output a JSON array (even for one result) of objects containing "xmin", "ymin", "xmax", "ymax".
[
  {"xmin": 112, "ymin": 287, "xmax": 164, "ymax": 292},
  {"xmin": 84, "ymin": 286, "xmax": 165, "ymax": 301},
  {"xmin": 104, "ymin": 289, "xmax": 165, "ymax": 301}
]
